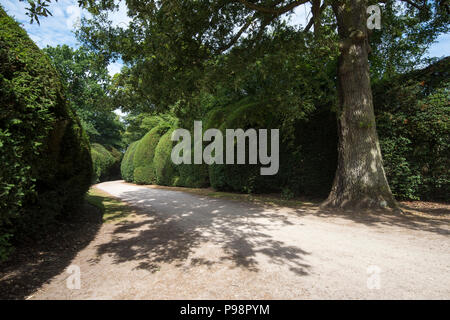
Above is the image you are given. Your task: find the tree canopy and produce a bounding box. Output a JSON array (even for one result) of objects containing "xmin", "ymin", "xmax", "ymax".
[
  {"xmin": 43, "ymin": 44, "xmax": 124, "ymax": 149},
  {"xmin": 20, "ymin": 0, "xmax": 450, "ymax": 210}
]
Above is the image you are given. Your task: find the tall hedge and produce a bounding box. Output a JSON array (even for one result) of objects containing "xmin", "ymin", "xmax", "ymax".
[
  {"xmin": 176, "ymin": 161, "xmax": 210, "ymax": 188},
  {"xmin": 173, "ymin": 129, "xmax": 209, "ymax": 188},
  {"xmin": 121, "ymin": 141, "xmax": 139, "ymax": 182},
  {"xmin": 154, "ymin": 128, "xmax": 180, "ymax": 186},
  {"xmin": 133, "ymin": 126, "xmax": 168, "ymax": 184},
  {"xmin": 0, "ymin": 8, "xmax": 92, "ymax": 260},
  {"xmin": 206, "ymin": 99, "xmax": 305, "ymax": 194},
  {"xmin": 285, "ymin": 108, "xmax": 337, "ymax": 197},
  {"xmin": 119, "ymin": 58, "xmax": 449, "ymax": 202},
  {"xmin": 91, "ymin": 143, "xmax": 121, "ymax": 183}
]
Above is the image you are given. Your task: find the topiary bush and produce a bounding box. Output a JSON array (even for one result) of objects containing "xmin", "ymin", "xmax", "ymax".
[
  {"xmin": 120, "ymin": 141, "xmax": 139, "ymax": 182},
  {"xmin": 284, "ymin": 107, "xmax": 338, "ymax": 198},
  {"xmin": 375, "ymin": 83, "xmax": 450, "ymax": 201},
  {"xmin": 154, "ymin": 128, "xmax": 180, "ymax": 186},
  {"xmin": 0, "ymin": 8, "xmax": 92, "ymax": 260},
  {"xmin": 133, "ymin": 126, "xmax": 169, "ymax": 184},
  {"xmin": 133, "ymin": 166, "xmax": 156, "ymax": 185},
  {"xmin": 206, "ymin": 99, "xmax": 294, "ymax": 193},
  {"xmin": 176, "ymin": 161, "xmax": 210, "ymax": 188},
  {"xmin": 91, "ymin": 143, "xmax": 120, "ymax": 183},
  {"xmin": 118, "ymin": 57, "xmax": 448, "ymax": 203}
]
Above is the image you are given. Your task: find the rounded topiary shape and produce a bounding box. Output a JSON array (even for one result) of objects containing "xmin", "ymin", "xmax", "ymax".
[
  {"xmin": 133, "ymin": 165, "xmax": 157, "ymax": 185},
  {"xmin": 176, "ymin": 161, "xmax": 210, "ymax": 188},
  {"xmin": 132, "ymin": 126, "xmax": 168, "ymax": 184},
  {"xmin": 120, "ymin": 141, "xmax": 139, "ymax": 182},
  {"xmin": 91, "ymin": 143, "xmax": 116, "ymax": 183},
  {"xmin": 0, "ymin": 8, "xmax": 92, "ymax": 258},
  {"xmin": 154, "ymin": 128, "xmax": 180, "ymax": 186},
  {"xmin": 206, "ymin": 99, "xmax": 280, "ymax": 193}
]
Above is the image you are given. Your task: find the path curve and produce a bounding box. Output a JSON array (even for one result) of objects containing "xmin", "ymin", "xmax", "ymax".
[{"xmin": 33, "ymin": 180, "xmax": 450, "ymax": 299}]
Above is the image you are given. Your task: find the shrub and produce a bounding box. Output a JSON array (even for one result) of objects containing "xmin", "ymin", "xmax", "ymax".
[
  {"xmin": 154, "ymin": 128, "xmax": 180, "ymax": 186},
  {"xmin": 207, "ymin": 99, "xmax": 294, "ymax": 193},
  {"xmin": 176, "ymin": 161, "xmax": 210, "ymax": 188},
  {"xmin": 285, "ymin": 107, "xmax": 338, "ymax": 198},
  {"xmin": 0, "ymin": 8, "xmax": 92, "ymax": 260},
  {"xmin": 373, "ymin": 57, "xmax": 450, "ymax": 201},
  {"xmin": 132, "ymin": 126, "xmax": 169, "ymax": 184},
  {"xmin": 120, "ymin": 141, "xmax": 139, "ymax": 182},
  {"xmin": 133, "ymin": 166, "xmax": 157, "ymax": 185},
  {"xmin": 118, "ymin": 57, "xmax": 449, "ymax": 203},
  {"xmin": 91, "ymin": 143, "xmax": 118, "ymax": 183}
]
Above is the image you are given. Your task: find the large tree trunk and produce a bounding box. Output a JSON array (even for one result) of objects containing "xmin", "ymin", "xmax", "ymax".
[{"xmin": 323, "ymin": 0, "xmax": 398, "ymax": 210}]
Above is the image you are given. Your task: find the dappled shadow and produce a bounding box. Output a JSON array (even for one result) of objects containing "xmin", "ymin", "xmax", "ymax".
[
  {"xmin": 92, "ymin": 183, "xmax": 449, "ymax": 282},
  {"xmin": 93, "ymin": 187, "xmax": 311, "ymax": 276},
  {"xmin": 400, "ymin": 201, "xmax": 450, "ymax": 217},
  {"xmin": 291, "ymin": 204, "xmax": 450, "ymax": 236},
  {"xmin": 0, "ymin": 202, "xmax": 103, "ymax": 300}
]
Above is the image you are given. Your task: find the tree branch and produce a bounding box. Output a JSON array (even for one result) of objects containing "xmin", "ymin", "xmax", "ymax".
[
  {"xmin": 237, "ymin": 0, "xmax": 309, "ymax": 16},
  {"xmin": 304, "ymin": 1, "xmax": 327, "ymax": 33},
  {"xmin": 253, "ymin": 14, "xmax": 278, "ymax": 43},
  {"xmin": 397, "ymin": 0, "xmax": 428, "ymax": 11},
  {"xmin": 217, "ymin": 14, "xmax": 258, "ymax": 52},
  {"xmin": 220, "ymin": 0, "xmax": 316, "ymax": 52},
  {"xmin": 304, "ymin": 16, "xmax": 314, "ymax": 32}
]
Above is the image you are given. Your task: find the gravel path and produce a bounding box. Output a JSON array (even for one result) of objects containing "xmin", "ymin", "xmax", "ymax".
[{"xmin": 32, "ymin": 180, "xmax": 450, "ymax": 299}]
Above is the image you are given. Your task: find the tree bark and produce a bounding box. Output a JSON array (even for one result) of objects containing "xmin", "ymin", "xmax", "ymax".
[
  {"xmin": 322, "ymin": 0, "xmax": 398, "ymax": 210},
  {"xmin": 311, "ymin": 0, "xmax": 321, "ymax": 35}
]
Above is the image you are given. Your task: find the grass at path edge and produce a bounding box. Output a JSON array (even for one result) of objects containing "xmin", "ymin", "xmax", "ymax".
[{"xmin": 86, "ymin": 187, "xmax": 136, "ymax": 223}]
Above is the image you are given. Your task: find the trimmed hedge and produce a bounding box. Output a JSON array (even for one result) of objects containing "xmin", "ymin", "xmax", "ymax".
[
  {"xmin": 176, "ymin": 160, "xmax": 210, "ymax": 188},
  {"xmin": 120, "ymin": 58, "xmax": 449, "ymax": 202},
  {"xmin": 121, "ymin": 141, "xmax": 139, "ymax": 182},
  {"xmin": 154, "ymin": 129, "xmax": 179, "ymax": 186},
  {"xmin": 91, "ymin": 143, "xmax": 121, "ymax": 183},
  {"xmin": 133, "ymin": 126, "xmax": 169, "ymax": 184},
  {"xmin": 207, "ymin": 99, "xmax": 281, "ymax": 193},
  {"xmin": 0, "ymin": 8, "xmax": 92, "ymax": 260},
  {"xmin": 204, "ymin": 98, "xmax": 333, "ymax": 196},
  {"xmin": 107, "ymin": 146, "xmax": 123, "ymax": 180}
]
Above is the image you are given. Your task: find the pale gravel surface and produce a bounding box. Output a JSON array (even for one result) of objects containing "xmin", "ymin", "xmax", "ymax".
[{"xmin": 32, "ymin": 180, "xmax": 450, "ymax": 299}]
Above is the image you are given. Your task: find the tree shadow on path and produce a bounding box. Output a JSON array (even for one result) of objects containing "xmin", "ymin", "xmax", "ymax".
[
  {"xmin": 291, "ymin": 203, "xmax": 450, "ymax": 236},
  {"xmin": 94, "ymin": 188, "xmax": 311, "ymax": 275},
  {"xmin": 0, "ymin": 202, "xmax": 103, "ymax": 300}
]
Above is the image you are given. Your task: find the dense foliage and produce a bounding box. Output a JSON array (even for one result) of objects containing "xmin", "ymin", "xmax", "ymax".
[
  {"xmin": 0, "ymin": 9, "xmax": 92, "ymax": 260},
  {"xmin": 120, "ymin": 56, "xmax": 448, "ymax": 202},
  {"xmin": 0, "ymin": 1, "xmax": 446, "ymax": 255},
  {"xmin": 374, "ymin": 57, "xmax": 450, "ymax": 201},
  {"xmin": 121, "ymin": 141, "xmax": 139, "ymax": 183},
  {"xmin": 91, "ymin": 143, "xmax": 122, "ymax": 183},
  {"xmin": 43, "ymin": 45, "xmax": 124, "ymax": 150},
  {"xmin": 43, "ymin": 45, "xmax": 126, "ymax": 186},
  {"xmin": 133, "ymin": 126, "xmax": 166, "ymax": 185},
  {"xmin": 154, "ymin": 129, "xmax": 179, "ymax": 186}
]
